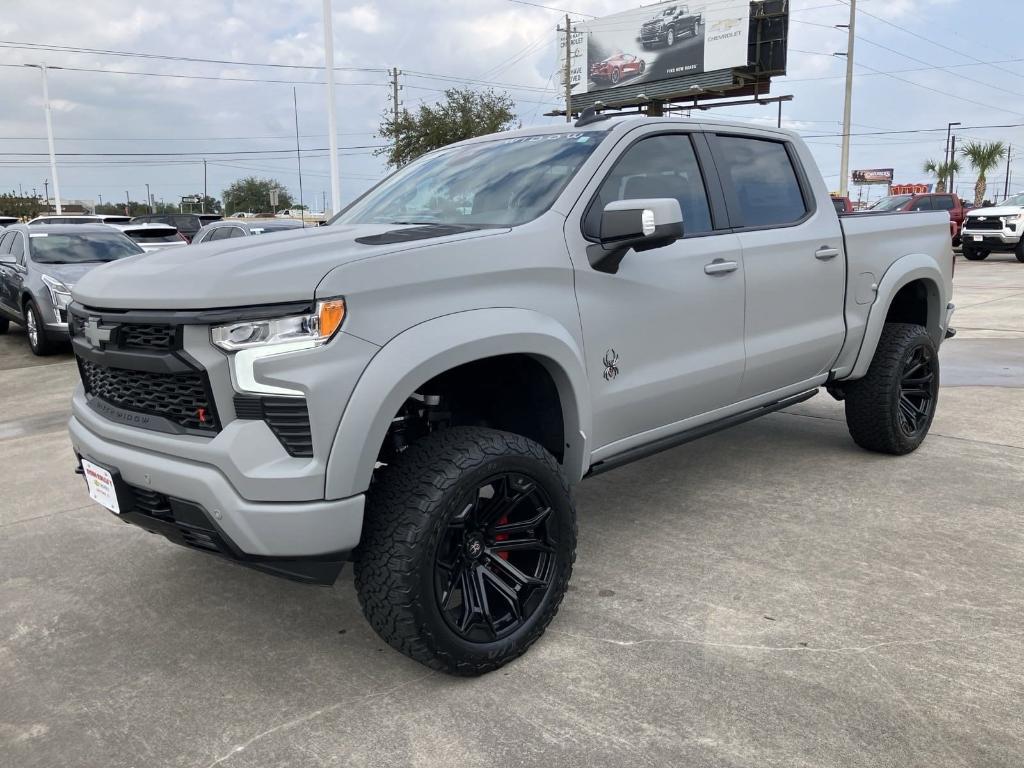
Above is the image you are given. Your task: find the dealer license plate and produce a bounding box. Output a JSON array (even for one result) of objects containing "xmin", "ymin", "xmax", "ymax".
[{"xmin": 82, "ymin": 459, "xmax": 121, "ymax": 514}]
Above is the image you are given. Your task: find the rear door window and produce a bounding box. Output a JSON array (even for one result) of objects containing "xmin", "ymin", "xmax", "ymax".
[
  {"xmin": 9, "ymin": 233, "xmax": 25, "ymax": 264},
  {"xmin": 932, "ymin": 196, "xmax": 955, "ymax": 211},
  {"xmin": 209, "ymin": 227, "xmax": 233, "ymax": 241},
  {"xmin": 0, "ymin": 233, "xmax": 12, "ymax": 254},
  {"xmin": 711, "ymin": 135, "xmax": 809, "ymax": 228},
  {"xmin": 908, "ymin": 197, "xmax": 933, "ymax": 211}
]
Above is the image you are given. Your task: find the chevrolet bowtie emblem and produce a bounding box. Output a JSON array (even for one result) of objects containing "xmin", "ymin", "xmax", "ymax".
[{"xmin": 83, "ymin": 317, "xmax": 113, "ymax": 348}]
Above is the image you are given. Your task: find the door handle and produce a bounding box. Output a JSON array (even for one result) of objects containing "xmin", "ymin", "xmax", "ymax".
[
  {"xmin": 815, "ymin": 246, "xmax": 840, "ymax": 260},
  {"xmin": 704, "ymin": 260, "xmax": 738, "ymax": 276}
]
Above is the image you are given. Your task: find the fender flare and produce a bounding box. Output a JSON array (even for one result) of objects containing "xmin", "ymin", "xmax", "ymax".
[
  {"xmin": 848, "ymin": 253, "xmax": 947, "ymax": 380},
  {"xmin": 324, "ymin": 308, "xmax": 592, "ymax": 500}
]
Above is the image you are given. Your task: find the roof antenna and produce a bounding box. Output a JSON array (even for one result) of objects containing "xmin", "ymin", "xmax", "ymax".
[{"xmin": 575, "ymin": 106, "xmax": 611, "ymax": 128}]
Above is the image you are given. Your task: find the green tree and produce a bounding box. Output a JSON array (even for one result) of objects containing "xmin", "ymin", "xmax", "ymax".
[
  {"xmin": 959, "ymin": 141, "xmax": 1006, "ymax": 206},
  {"xmin": 0, "ymin": 193, "xmax": 41, "ymax": 219},
  {"xmin": 922, "ymin": 158, "xmax": 960, "ymax": 194},
  {"xmin": 376, "ymin": 87, "xmax": 517, "ymax": 168},
  {"xmin": 96, "ymin": 201, "xmax": 152, "ymax": 216},
  {"xmin": 222, "ymin": 178, "xmax": 293, "ymax": 215}
]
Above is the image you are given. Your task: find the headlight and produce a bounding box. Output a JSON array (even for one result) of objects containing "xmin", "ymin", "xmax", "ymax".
[
  {"xmin": 1004, "ymin": 213, "xmax": 1023, "ymax": 223},
  {"xmin": 40, "ymin": 274, "xmax": 72, "ymax": 311},
  {"xmin": 211, "ymin": 298, "xmax": 345, "ymax": 353}
]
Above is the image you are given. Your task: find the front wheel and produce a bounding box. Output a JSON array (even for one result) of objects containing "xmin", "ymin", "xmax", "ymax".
[
  {"xmin": 843, "ymin": 323, "xmax": 939, "ymax": 455},
  {"xmin": 355, "ymin": 427, "xmax": 577, "ymax": 676},
  {"xmin": 24, "ymin": 301, "xmax": 55, "ymax": 356},
  {"xmin": 961, "ymin": 244, "xmax": 988, "ymax": 260},
  {"xmin": 666, "ymin": 28, "xmax": 676, "ymax": 46},
  {"xmin": 1015, "ymin": 239, "xmax": 1024, "ymax": 263}
]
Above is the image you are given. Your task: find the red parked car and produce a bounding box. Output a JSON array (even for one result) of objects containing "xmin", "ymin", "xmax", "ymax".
[
  {"xmin": 830, "ymin": 195, "xmax": 854, "ymax": 214},
  {"xmin": 867, "ymin": 193, "xmax": 967, "ymax": 244},
  {"xmin": 589, "ymin": 53, "xmax": 646, "ymax": 85}
]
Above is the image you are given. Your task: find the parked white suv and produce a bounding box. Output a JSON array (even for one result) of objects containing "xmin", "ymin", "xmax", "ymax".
[{"xmin": 960, "ymin": 192, "xmax": 1024, "ymax": 262}]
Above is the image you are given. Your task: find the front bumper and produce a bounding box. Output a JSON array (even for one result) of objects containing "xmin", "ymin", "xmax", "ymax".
[
  {"xmin": 70, "ymin": 412, "xmax": 365, "ymax": 565},
  {"xmin": 961, "ymin": 228, "xmax": 1021, "ymax": 249}
]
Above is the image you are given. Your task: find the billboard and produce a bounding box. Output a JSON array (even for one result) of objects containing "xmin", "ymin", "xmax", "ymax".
[
  {"xmin": 852, "ymin": 169, "xmax": 894, "ymax": 185},
  {"xmin": 567, "ymin": 1, "xmax": 752, "ymax": 98}
]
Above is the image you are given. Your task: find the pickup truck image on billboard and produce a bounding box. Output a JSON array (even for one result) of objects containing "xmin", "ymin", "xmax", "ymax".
[{"xmin": 572, "ymin": 0, "xmax": 750, "ymax": 95}]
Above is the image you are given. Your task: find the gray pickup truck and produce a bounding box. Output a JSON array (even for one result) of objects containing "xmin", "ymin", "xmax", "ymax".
[{"xmin": 68, "ymin": 114, "xmax": 955, "ymax": 675}]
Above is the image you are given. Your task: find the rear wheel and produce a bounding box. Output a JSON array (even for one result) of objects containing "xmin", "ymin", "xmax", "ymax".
[
  {"xmin": 666, "ymin": 28, "xmax": 676, "ymax": 46},
  {"xmin": 611, "ymin": 68, "xmax": 620, "ymax": 84},
  {"xmin": 843, "ymin": 323, "xmax": 939, "ymax": 455},
  {"xmin": 24, "ymin": 300, "xmax": 55, "ymax": 356},
  {"xmin": 1015, "ymin": 239, "xmax": 1024, "ymax": 263},
  {"xmin": 355, "ymin": 427, "xmax": 577, "ymax": 676}
]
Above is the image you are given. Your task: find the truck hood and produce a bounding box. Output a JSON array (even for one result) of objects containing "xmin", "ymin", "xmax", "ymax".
[
  {"xmin": 964, "ymin": 205, "xmax": 1023, "ymax": 217},
  {"xmin": 71, "ymin": 223, "xmax": 499, "ymax": 310}
]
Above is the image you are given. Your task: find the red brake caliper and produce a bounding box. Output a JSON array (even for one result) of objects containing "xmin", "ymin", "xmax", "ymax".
[{"xmin": 494, "ymin": 515, "xmax": 510, "ymax": 560}]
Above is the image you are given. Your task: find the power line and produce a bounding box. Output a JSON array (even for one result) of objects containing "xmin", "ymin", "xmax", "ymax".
[
  {"xmin": 0, "ymin": 39, "xmax": 386, "ymax": 72},
  {"xmin": 504, "ymin": 0, "xmax": 596, "ymax": 18},
  {"xmin": 0, "ymin": 145, "xmax": 384, "ymax": 157}
]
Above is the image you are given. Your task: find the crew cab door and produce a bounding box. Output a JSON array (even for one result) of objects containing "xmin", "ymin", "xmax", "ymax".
[
  {"xmin": 565, "ymin": 129, "xmax": 745, "ymax": 454},
  {"xmin": 0, "ymin": 232, "xmax": 14, "ymax": 314},
  {"xmin": 706, "ymin": 131, "xmax": 846, "ymax": 399},
  {"xmin": 0, "ymin": 232, "xmax": 26, "ymax": 317}
]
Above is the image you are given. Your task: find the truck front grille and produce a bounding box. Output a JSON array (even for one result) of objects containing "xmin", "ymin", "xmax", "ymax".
[
  {"xmin": 78, "ymin": 358, "xmax": 220, "ymax": 432},
  {"xmin": 964, "ymin": 217, "xmax": 1003, "ymax": 231}
]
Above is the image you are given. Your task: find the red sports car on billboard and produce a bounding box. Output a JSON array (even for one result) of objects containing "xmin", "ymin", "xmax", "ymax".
[{"xmin": 589, "ymin": 53, "xmax": 646, "ymax": 85}]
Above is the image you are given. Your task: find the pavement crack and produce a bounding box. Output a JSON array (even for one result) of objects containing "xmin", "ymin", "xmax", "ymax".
[{"xmin": 202, "ymin": 672, "xmax": 434, "ymax": 768}]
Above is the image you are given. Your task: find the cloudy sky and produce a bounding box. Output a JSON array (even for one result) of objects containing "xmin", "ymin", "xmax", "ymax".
[{"xmin": 1, "ymin": 0, "xmax": 1021, "ymax": 211}]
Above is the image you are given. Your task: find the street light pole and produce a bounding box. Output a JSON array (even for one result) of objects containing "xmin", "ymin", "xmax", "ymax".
[
  {"xmin": 322, "ymin": 0, "xmax": 341, "ymax": 216},
  {"xmin": 837, "ymin": 0, "xmax": 856, "ymax": 198},
  {"xmin": 27, "ymin": 63, "xmax": 63, "ymax": 214},
  {"xmin": 944, "ymin": 121, "xmax": 961, "ymax": 193}
]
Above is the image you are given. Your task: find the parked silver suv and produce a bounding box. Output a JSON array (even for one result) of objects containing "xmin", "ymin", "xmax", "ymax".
[
  {"xmin": 68, "ymin": 115, "xmax": 954, "ymax": 674},
  {"xmin": 0, "ymin": 224, "xmax": 142, "ymax": 354}
]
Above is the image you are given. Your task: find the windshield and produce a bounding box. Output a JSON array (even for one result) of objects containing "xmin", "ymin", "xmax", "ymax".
[
  {"xmin": 126, "ymin": 229, "xmax": 181, "ymax": 243},
  {"xmin": 28, "ymin": 232, "xmax": 144, "ymax": 263},
  {"xmin": 332, "ymin": 132, "xmax": 605, "ymax": 228},
  {"xmin": 998, "ymin": 192, "xmax": 1024, "ymax": 207},
  {"xmin": 869, "ymin": 195, "xmax": 912, "ymax": 212}
]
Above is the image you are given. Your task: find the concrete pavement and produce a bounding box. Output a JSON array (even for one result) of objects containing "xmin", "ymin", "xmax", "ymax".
[{"xmin": 1, "ymin": 257, "xmax": 1022, "ymax": 767}]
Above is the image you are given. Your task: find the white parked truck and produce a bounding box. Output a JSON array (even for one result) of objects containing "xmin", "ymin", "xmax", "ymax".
[{"xmin": 67, "ymin": 113, "xmax": 956, "ymax": 675}]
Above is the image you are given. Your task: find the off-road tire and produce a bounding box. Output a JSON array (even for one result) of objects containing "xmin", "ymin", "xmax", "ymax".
[
  {"xmin": 354, "ymin": 427, "xmax": 577, "ymax": 676},
  {"xmin": 1015, "ymin": 239, "xmax": 1024, "ymax": 263},
  {"xmin": 843, "ymin": 323, "xmax": 939, "ymax": 455},
  {"xmin": 961, "ymin": 245, "xmax": 988, "ymax": 260},
  {"xmin": 24, "ymin": 300, "xmax": 54, "ymax": 356},
  {"xmin": 0, "ymin": 317, "xmax": 8, "ymax": 334}
]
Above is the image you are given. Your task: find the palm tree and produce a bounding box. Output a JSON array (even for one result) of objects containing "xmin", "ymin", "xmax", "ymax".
[
  {"xmin": 959, "ymin": 141, "xmax": 1007, "ymax": 206},
  {"xmin": 922, "ymin": 158, "xmax": 960, "ymax": 194}
]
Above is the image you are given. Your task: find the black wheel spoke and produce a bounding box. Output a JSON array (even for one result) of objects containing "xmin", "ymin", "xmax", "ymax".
[
  {"xmin": 491, "ymin": 506, "xmax": 551, "ymax": 536},
  {"xmin": 490, "ymin": 538, "xmax": 554, "ymax": 554},
  {"xmin": 439, "ymin": 559, "xmax": 463, "ymax": 611},
  {"xmin": 458, "ymin": 566, "xmax": 485, "ymax": 633},
  {"xmin": 486, "ymin": 551, "xmax": 545, "ymax": 590},
  {"xmin": 479, "ymin": 566, "xmax": 523, "ymax": 624}
]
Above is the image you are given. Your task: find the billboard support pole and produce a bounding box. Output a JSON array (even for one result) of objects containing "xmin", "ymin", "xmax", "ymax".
[
  {"xmin": 563, "ymin": 14, "xmax": 572, "ymax": 122},
  {"xmin": 838, "ymin": 0, "xmax": 856, "ymax": 198}
]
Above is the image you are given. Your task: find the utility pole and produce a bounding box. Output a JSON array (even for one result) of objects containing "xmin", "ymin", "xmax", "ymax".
[
  {"xmin": 43, "ymin": 179, "xmax": 49, "ymax": 211},
  {"xmin": 837, "ymin": 0, "xmax": 856, "ymax": 198},
  {"xmin": 943, "ymin": 122, "xmax": 960, "ymax": 185},
  {"xmin": 561, "ymin": 14, "xmax": 574, "ymax": 123},
  {"xmin": 98, "ymin": 193, "xmax": 103, "ymax": 208},
  {"xmin": 124, "ymin": 190, "xmax": 130, "ymax": 216},
  {"xmin": 1003, "ymin": 145, "xmax": 1012, "ymax": 201},
  {"xmin": 145, "ymin": 183, "xmax": 152, "ymax": 213},
  {"xmin": 26, "ymin": 63, "xmax": 63, "ymax": 214},
  {"xmin": 293, "ymin": 87, "xmax": 306, "ymax": 226},
  {"xmin": 202, "ymin": 159, "xmax": 208, "ymax": 213},
  {"xmin": 322, "ymin": 0, "xmax": 341, "ymax": 216},
  {"xmin": 389, "ymin": 67, "xmax": 402, "ymax": 159}
]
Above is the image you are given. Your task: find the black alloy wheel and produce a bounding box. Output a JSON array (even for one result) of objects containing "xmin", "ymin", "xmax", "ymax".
[
  {"xmin": 435, "ymin": 472, "xmax": 557, "ymax": 643},
  {"xmin": 895, "ymin": 344, "xmax": 938, "ymax": 439}
]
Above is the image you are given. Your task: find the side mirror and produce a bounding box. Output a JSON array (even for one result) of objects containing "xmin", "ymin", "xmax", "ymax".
[{"xmin": 590, "ymin": 198, "xmax": 684, "ymax": 273}]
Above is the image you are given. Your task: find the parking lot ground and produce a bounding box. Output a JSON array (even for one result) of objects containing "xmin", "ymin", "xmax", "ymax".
[{"xmin": 1, "ymin": 257, "xmax": 1022, "ymax": 767}]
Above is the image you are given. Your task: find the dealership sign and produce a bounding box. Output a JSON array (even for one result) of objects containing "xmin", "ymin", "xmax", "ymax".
[
  {"xmin": 565, "ymin": 0, "xmax": 752, "ymax": 97},
  {"xmin": 851, "ymin": 169, "xmax": 894, "ymax": 185}
]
